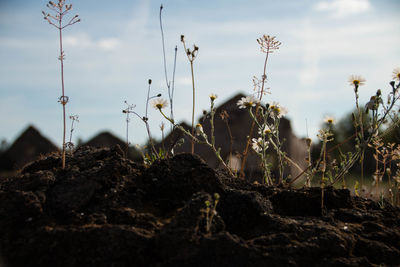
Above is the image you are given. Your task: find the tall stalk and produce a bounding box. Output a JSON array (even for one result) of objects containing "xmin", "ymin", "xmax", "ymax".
[
  {"xmin": 42, "ymin": 0, "xmax": 80, "ymax": 169},
  {"xmin": 159, "ymin": 5, "xmax": 178, "ymax": 136},
  {"xmin": 180, "ymin": 35, "xmax": 198, "ymax": 154},
  {"xmin": 239, "ymin": 35, "xmax": 281, "ymax": 178}
]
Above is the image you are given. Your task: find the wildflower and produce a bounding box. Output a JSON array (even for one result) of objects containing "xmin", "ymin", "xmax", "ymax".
[
  {"xmin": 151, "ymin": 98, "xmax": 168, "ymax": 110},
  {"xmin": 195, "ymin": 123, "xmax": 204, "ymax": 136},
  {"xmin": 259, "ymin": 124, "xmax": 273, "ymax": 135},
  {"xmin": 269, "ymin": 101, "xmax": 288, "ymax": 118},
  {"xmin": 392, "ymin": 67, "xmax": 400, "ymax": 82},
  {"xmin": 324, "ymin": 115, "xmax": 336, "ymax": 125},
  {"xmin": 251, "ymin": 137, "xmax": 264, "ymax": 153},
  {"xmin": 305, "ymin": 138, "xmax": 312, "ymax": 147},
  {"xmin": 348, "ymin": 75, "xmax": 366, "ymax": 88},
  {"xmin": 365, "ymin": 96, "xmax": 380, "ymax": 111},
  {"xmin": 69, "ymin": 115, "xmax": 79, "ymax": 122},
  {"xmin": 237, "ymin": 95, "xmax": 259, "ymax": 109},
  {"xmin": 257, "ymin": 35, "xmax": 281, "ymax": 53},
  {"xmin": 209, "ymin": 93, "xmax": 217, "ymax": 101}
]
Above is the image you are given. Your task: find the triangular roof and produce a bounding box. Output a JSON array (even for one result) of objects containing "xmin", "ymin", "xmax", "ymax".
[
  {"xmin": 83, "ymin": 131, "xmax": 126, "ymax": 148},
  {"xmin": 0, "ymin": 125, "xmax": 59, "ymax": 170}
]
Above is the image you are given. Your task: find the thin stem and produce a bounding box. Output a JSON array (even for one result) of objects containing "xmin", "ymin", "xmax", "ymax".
[
  {"xmin": 126, "ymin": 113, "xmax": 129, "ymax": 158},
  {"xmin": 170, "ymin": 46, "xmax": 177, "ymax": 130},
  {"xmin": 210, "ymin": 100, "xmax": 215, "ymax": 148},
  {"xmin": 190, "ymin": 61, "xmax": 195, "ymax": 154},
  {"xmin": 58, "ymin": 11, "xmax": 67, "ymax": 169},
  {"xmin": 239, "ymin": 52, "xmax": 270, "ymax": 178},
  {"xmin": 159, "ymin": 5, "xmax": 169, "ymax": 89}
]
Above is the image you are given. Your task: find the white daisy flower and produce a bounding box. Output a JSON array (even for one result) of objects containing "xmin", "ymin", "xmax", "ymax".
[
  {"xmin": 151, "ymin": 98, "xmax": 168, "ymax": 110},
  {"xmin": 237, "ymin": 95, "xmax": 259, "ymax": 109}
]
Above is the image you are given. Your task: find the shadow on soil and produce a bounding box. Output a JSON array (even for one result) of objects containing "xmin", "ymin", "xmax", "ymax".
[{"xmin": 0, "ymin": 146, "xmax": 399, "ymax": 267}]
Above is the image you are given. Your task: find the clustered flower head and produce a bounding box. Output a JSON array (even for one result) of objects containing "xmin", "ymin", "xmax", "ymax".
[
  {"xmin": 42, "ymin": 0, "xmax": 80, "ymax": 30},
  {"xmin": 151, "ymin": 98, "xmax": 168, "ymax": 110},
  {"xmin": 237, "ymin": 95, "xmax": 259, "ymax": 109},
  {"xmin": 181, "ymin": 35, "xmax": 199, "ymax": 62},
  {"xmin": 257, "ymin": 35, "xmax": 281, "ymax": 54},
  {"xmin": 268, "ymin": 101, "xmax": 288, "ymax": 119},
  {"xmin": 348, "ymin": 75, "xmax": 366, "ymax": 88},
  {"xmin": 69, "ymin": 114, "xmax": 79, "ymax": 122}
]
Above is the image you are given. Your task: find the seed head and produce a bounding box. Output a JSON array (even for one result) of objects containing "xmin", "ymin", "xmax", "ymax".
[{"xmin": 257, "ymin": 35, "xmax": 281, "ymax": 53}]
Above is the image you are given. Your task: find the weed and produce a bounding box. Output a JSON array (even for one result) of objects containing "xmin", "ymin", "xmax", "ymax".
[
  {"xmin": 66, "ymin": 114, "xmax": 79, "ymax": 154},
  {"xmin": 42, "ymin": 0, "xmax": 80, "ymax": 169},
  {"xmin": 200, "ymin": 193, "xmax": 220, "ymax": 235},
  {"xmin": 122, "ymin": 101, "xmax": 136, "ymax": 158},
  {"xmin": 155, "ymin": 95, "xmax": 234, "ymax": 176},
  {"xmin": 159, "ymin": 5, "xmax": 178, "ymax": 140},
  {"xmin": 239, "ymin": 35, "xmax": 281, "ymax": 178},
  {"xmin": 122, "ymin": 80, "xmax": 162, "ymax": 161},
  {"xmin": 180, "ymin": 35, "xmax": 199, "ymax": 154}
]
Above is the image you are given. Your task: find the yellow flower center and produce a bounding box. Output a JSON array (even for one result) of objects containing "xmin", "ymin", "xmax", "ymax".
[
  {"xmin": 156, "ymin": 103, "xmax": 163, "ymax": 109},
  {"xmin": 353, "ymin": 80, "xmax": 360, "ymax": 86},
  {"xmin": 245, "ymin": 102, "xmax": 253, "ymax": 108}
]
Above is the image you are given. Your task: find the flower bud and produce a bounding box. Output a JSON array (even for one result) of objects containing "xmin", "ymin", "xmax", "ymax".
[
  {"xmin": 195, "ymin": 123, "xmax": 204, "ymax": 136},
  {"xmin": 305, "ymin": 138, "xmax": 312, "ymax": 147}
]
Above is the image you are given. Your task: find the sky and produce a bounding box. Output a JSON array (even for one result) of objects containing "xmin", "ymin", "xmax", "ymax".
[{"xmin": 0, "ymin": 0, "xmax": 399, "ymax": 148}]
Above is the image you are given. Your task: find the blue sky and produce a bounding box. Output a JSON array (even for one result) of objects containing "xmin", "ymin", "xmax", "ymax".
[{"xmin": 0, "ymin": 0, "xmax": 399, "ymax": 147}]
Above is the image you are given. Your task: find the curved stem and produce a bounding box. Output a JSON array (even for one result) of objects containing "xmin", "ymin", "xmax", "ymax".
[{"xmin": 190, "ymin": 61, "xmax": 195, "ymax": 154}]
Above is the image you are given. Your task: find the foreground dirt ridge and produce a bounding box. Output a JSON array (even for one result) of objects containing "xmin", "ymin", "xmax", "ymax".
[{"xmin": 0, "ymin": 146, "xmax": 399, "ymax": 267}]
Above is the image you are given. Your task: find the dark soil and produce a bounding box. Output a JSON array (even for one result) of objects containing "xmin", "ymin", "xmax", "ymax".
[{"xmin": 0, "ymin": 146, "xmax": 399, "ymax": 267}]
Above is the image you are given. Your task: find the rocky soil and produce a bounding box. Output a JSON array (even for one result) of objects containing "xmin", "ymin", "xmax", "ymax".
[{"xmin": 0, "ymin": 146, "xmax": 399, "ymax": 267}]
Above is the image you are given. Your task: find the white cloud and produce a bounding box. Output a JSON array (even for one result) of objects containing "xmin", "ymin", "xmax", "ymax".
[
  {"xmin": 176, "ymin": 77, "xmax": 193, "ymax": 86},
  {"xmin": 64, "ymin": 32, "xmax": 94, "ymax": 48},
  {"xmin": 64, "ymin": 33, "xmax": 120, "ymax": 51},
  {"xmin": 97, "ymin": 38, "xmax": 120, "ymax": 51},
  {"xmin": 314, "ymin": 0, "xmax": 371, "ymax": 18}
]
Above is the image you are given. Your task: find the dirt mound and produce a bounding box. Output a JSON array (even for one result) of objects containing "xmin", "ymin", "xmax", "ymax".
[{"xmin": 0, "ymin": 146, "xmax": 399, "ymax": 267}]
